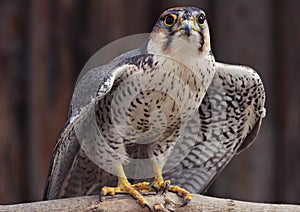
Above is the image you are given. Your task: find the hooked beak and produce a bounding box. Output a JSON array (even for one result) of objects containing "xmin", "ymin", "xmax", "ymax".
[{"xmin": 179, "ymin": 17, "xmax": 194, "ymax": 36}]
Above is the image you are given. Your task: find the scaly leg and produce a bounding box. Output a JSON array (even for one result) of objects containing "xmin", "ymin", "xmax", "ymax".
[
  {"xmin": 99, "ymin": 164, "xmax": 152, "ymax": 211},
  {"xmin": 99, "ymin": 163, "xmax": 192, "ymax": 210}
]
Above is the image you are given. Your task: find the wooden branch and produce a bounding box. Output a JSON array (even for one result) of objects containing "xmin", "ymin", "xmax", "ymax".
[{"xmin": 1, "ymin": 193, "xmax": 299, "ymax": 212}]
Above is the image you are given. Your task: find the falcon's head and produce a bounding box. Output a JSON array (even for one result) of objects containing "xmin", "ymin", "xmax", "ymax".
[{"xmin": 147, "ymin": 7, "xmax": 211, "ymax": 56}]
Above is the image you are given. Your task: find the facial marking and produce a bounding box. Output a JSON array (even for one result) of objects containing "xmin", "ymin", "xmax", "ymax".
[
  {"xmin": 181, "ymin": 10, "xmax": 192, "ymax": 21},
  {"xmin": 149, "ymin": 7, "xmax": 210, "ymax": 55}
]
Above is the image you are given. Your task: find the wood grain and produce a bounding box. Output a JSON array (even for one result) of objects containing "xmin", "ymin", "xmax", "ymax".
[{"xmin": 1, "ymin": 193, "xmax": 299, "ymax": 212}]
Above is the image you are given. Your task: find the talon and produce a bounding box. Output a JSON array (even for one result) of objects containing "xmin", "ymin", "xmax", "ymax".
[
  {"xmin": 181, "ymin": 198, "xmax": 191, "ymax": 207},
  {"xmin": 168, "ymin": 185, "xmax": 193, "ymax": 207},
  {"xmin": 162, "ymin": 181, "xmax": 171, "ymax": 195},
  {"xmin": 144, "ymin": 203, "xmax": 152, "ymax": 212},
  {"xmin": 100, "ymin": 165, "xmax": 152, "ymax": 210},
  {"xmin": 99, "ymin": 189, "xmax": 104, "ymax": 202},
  {"xmin": 148, "ymin": 183, "xmax": 158, "ymax": 194}
]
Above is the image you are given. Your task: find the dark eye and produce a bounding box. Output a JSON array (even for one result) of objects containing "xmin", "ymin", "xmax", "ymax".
[
  {"xmin": 197, "ymin": 13, "xmax": 206, "ymax": 25},
  {"xmin": 164, "ymin": 14, "xmax": 177, "ymax": 27}
]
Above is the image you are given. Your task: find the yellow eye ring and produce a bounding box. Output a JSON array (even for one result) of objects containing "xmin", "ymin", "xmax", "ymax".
[
  {"xmin": 164, "ymin": 14, "xmax": 177, "ymax": 27},
  {"xmin": 197, "ymin": 13, "xmax": 206, "ymax": 26}
]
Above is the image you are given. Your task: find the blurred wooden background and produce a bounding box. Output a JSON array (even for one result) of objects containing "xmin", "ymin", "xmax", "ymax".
[{"xmin": 0, "ymin": 0, "xmax": 299, "ymax": 205}]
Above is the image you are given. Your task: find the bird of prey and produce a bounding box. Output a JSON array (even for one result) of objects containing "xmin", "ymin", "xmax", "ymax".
[{"xmin": 43, "ymin": 7, "xmax": 266, "ymax": 210}]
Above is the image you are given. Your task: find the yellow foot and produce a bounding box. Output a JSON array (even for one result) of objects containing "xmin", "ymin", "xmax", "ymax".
[
  {"xmin": 99, "ymin": 180, "xmax": 192, "ymax": 209},
  {"xmin": 149, "ymin": 179, "xmax": 171, "ymax": 194},
  {"xmin": 168, "ymin": 184, "xmax": 193, "ymax": 206},
  {"xmin": 99, "ymin": 181, "xmax": 153, "ymax": 211},
  {"xmin": 149, "ymin": 178, "xmax": 193, "ymax": 206}
]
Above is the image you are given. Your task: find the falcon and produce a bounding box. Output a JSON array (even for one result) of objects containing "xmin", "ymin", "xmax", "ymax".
[{"xmin": 43, "ymin": 7, "xmax": 266, "ymax": 211}]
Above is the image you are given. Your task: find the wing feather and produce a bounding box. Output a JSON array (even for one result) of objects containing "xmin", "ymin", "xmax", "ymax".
[
  {"xmin": 163, "ymin": 62, "xmax": 266, "ymax": 193},
  {"xmin": 43, "ymin": 49, "xmax": 152, "ymax": 199}
]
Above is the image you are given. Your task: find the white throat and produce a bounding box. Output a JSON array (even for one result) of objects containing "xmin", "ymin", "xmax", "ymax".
[{"xmin": 146, "ymin": 31, "xmax": 215, "ymax": 91}]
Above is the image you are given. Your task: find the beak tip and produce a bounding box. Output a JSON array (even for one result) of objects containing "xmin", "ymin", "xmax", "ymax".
[{"xmin": 182, "ymin": 24, "xmax": 193, "ymax": 36}]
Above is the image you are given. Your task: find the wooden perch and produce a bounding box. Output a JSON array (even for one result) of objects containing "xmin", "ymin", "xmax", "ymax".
[{"xmin": 1, "ymin": 193, "xmax": 299, "ymax": 212}]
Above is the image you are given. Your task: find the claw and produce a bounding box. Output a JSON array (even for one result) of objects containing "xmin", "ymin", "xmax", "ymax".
[
  {"xmin": 162, "ymin": 181, "xmax": 171, "ymax": 195},
  {"xmin": 144, "ymin": 203, "xmax": 152, "ymax": 212},
  {"xmin": 148, "ymin": 183, "xmax": 158, "ymax": 194},
  {"xmin": 181, "ymin": 198, "xmax": 191, "ymax": 207},
  {"xmin": 99, "ymin": 189, "xmax": 104, "ymax": 202}
]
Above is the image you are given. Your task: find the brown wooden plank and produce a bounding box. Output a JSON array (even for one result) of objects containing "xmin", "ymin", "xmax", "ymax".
[
  {"xmin": 158, "ymin": 0, "xmax": 208, "ymax": 10},
  {"xmin": 208, "ymin": 0, "xmax": 275, "ymax": 202},
  {"xmin": 27, "ymin": 0, "xmax": 52, "ymax": 201},
  {"xmin": 0, "ymin": 0, "xmax": 28, "ymax": 204},
  {"xmin": 84, "ymin": 0, "xmax": 128, "ymax": 56},
  {"xmin": 27, "ymin": 0, "xmax": 74, "ymax": 201},
  {"xmin": 273, "ymin": 0, "xmax": 300, "ymax": 204}
]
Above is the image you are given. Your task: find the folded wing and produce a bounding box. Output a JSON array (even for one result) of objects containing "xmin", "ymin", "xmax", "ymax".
[
  {"xmin": 43, "ymin": 49, "xmax": 152, "ymax": 200},
  {"xmin": 164, "ymin": 62, "xmax": 266, "ymax": 193}
]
